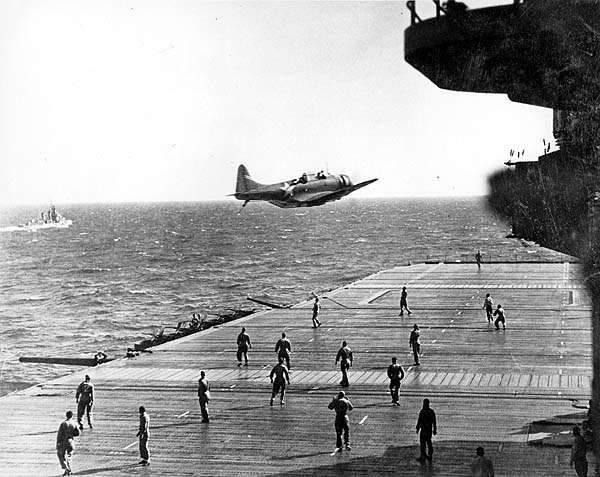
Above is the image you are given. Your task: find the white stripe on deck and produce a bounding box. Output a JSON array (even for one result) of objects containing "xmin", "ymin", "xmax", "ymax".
[
  {"xmin": 123, "ymin": 441, "xmax": 138, "ymax": 450},
  {"xmin": 177, "ymin": 411, "xmax": 189, "ymax": 418},
  {"xmin": 359, "ymin": 416, "xmax": 368, "ymax": 425}
]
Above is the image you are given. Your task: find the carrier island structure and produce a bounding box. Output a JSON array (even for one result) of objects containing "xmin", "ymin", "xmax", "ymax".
[{"xmin": 405, "ymin": 0, "xmax": 600, "ymax": 468}]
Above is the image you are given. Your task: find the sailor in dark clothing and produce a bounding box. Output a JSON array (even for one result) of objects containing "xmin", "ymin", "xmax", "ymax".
[
  {"xmin": 475, "ymin": 250, "xmax": 482, "ymax": 269},
  {"xmin": 312, "ymin": 296, "xmax": 322, "ymax": 328},
  {"xmin": 335, "ymin": 341, "xmax": 353, "ymax": 387},
  {"xmin": 75, "ymin": 375, "xmax": 94, "ymax": 430},
  {"xmin": 493, "ymin": 304, "xmax": 506, "ymax": 330},
  {"xmin": 409, "ymin": 324, "xmax": 421, "ymax": 365},
  {"xmin": 56, "ymin": 410, "xmax": 80, "ymax": 476},
  {"xmin": 416, "ymin": 398, "xmax": 437, "ymax": 462},
  {"xmin": 483, "ymin": 294, "xmax": 494, "ymax": 322},
  {"xmin": 197, "ymin": 370, "xmax": 210, "ymax": 423},
  {"xmin": 399, "ymin": 286, "xmax": 412, "ymax": 316},
  {"xmin": 571, "ymin": 425, "xmax": 588, "ymax": 477},
  {"xmin": 270, "ymin": 357, "xmax": 290, "ymax": 405},
  {"xmin": 328, "ymin": 391, "xmax": 353, "ymax": 451},
  {"xmin": 237, "ymin": 327, "xmax": 252, "ymax": 366},
  {"xmin": 275, "ymin": 332, "xmax": 292, "ymax": 369},
  {"xmin": 387, "ymin": 357, "xmax": 405, "ymax": 405},
  {"xmin": 137, "ymin": 406, "xmax": 150, "ymax": 465}
]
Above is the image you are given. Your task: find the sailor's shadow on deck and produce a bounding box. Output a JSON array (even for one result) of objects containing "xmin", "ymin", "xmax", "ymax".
[
  {"xmin": 72, "ymin": 463, "xmax": 140, "ymax": 475},
  {"xmin": 269, "ymin": 443, "xmax": 473, "ymax": 477},
  {"xmin": 269, "ymin": 440, "xmax": 573, "ymax": 476}
]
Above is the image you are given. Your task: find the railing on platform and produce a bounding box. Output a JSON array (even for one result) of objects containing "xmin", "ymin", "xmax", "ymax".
[{"xmin": 407, "ymin": 0, "xmax": 524, "ymax": 26}]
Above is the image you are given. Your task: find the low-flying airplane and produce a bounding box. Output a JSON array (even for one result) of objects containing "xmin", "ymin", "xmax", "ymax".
[{"xmin": 232, "ymin": 164, "xmax": 378, "ymax": 208}]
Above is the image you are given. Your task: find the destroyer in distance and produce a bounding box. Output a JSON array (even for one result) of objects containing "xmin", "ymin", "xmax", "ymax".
[{"xmin": 232, "ymin": 164, "xmax": 378, "ymax": 208}]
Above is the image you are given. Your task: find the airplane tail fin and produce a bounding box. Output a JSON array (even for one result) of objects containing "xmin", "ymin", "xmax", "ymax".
[{"xmin": 236, "ymin": 165, "xmax": 263, "ymax": 194}]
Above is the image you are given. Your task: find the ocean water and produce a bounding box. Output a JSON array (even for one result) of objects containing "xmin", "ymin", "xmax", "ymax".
[{"xmin": 0, "ymin": 198, "xmax": 567, "ymax": 393}]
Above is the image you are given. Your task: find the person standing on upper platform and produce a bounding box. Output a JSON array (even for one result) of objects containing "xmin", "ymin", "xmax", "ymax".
[
  {"xmin": 416, "ymin": 398, "xmax": 437, "ymax": 462},
  {"xmin": 335, "ymin": 341, "xmax": 353, "ymax": 387},
  {"xmin": 312, "ymin": 296, "xmax": 322, "ymax": 328},
  {"xmin": 399, "ymin": 286, "xmax": 412, "ymax": 316},
  {"xmin": 237, "ymin": 327, "xmax": 252, "ymax": 366},
  {"xmin": 387, "ymin": 357, "xmax": 405, "ymax": 405},
  {"xmin": 275, "ymin": 332, "xmax": 292, "ymax": 369},
  {"xmin": 493, "ymin": 304, "xmax": 506, "ymax": 330},
  {"xmin": 409, "ymin": 324, "xmax": 421, "ymax": 365},
  {"xmin": 75, "ymin": 375, "xmax": 94, "ymax": 430}
]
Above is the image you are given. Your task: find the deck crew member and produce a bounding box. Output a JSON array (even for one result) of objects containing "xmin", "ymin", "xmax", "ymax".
[
  {"xmin": 475, "ymin": 250, "xmax": 482, "ymax": 269},
  {"xmin": 198, "ymin": 371, "xmax": 211, "ymax": 423},
  {"xmin": 416, "ymin": 398, "xmax": 437, "ymax": 462},
  {"xmin": 237, "ymin": 327, "xmax": 252, "ymax": 366},
  {"xmin": 312, "ymin": 296, "xmax": 322, "ymax": 328},
  {"xmin": 483, "ymin": 294, "xmax": 494, "ymax": 322},
  {"xmin": 335, "ymin": 341, "xmax": 353, "ymax": 387},
  {"xmin": 387, "ymin": 357, "xmax": 405, "ymax": 404},
  {"xmin": 269, "ymin": 357, "xmax": 290, "ymax": 406},
  {"xmin": 56, "ymin": 410, "xmax": 80, "ymax": 476},
  {"xmin": 94, "ymin": 350, "xmax": 108, "ymax": 364},
  {"xmin": 570, "ymin": 426, "xmax": 587, "ymax": 477},
  {"xmin": 328, "ymin": 391, "xmax": 353, "ymax": 451},
  {"xmin": 409, "ymin": 324, "xmax": 421, "ymax": 365},
  {"xmin": 399, "ymin": 286, "xmax": 412, "ymax": 316},
  {"xmin": 275, "ymin": 332, "xmax": 292, "ymax": 369},
  {"xmin": 493, "ymin": 304, "xmax": 506, "ymax": 330},
  {"xmin": 470, "ymin": 446, "xmax": 494, "ymax": 477},
  {"xmin": 75, "ymin": 375, "xmax": 94, "ymax": 430},
  {"xmin": 137, "ymin": 406, "xmax": 150, "ymax": 466}
]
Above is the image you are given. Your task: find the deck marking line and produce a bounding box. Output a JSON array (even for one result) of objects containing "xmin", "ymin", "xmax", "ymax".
[
  {"xmin": 230, "ymin": 384, "xmax": 236, "ymax": 389},
  {"xmin": 308, "ymin": 339, "xmax": 314, "ymax": 343},
  {"xmin": 123, "ymin": 441, "xmax": 138, "ymax": 450},
  {"xmin": 330, "ymin": 449, "xmax": 340, "ymax": 456},
  {"xmin": 177, "ymin": 411, "xmax": 189, "ymax": 418},
  {"xmin": 457, "ymin": 311, "xmax": 462, "ymax": 315},
  {"xmin": 327, "ymin": 328, "xmax": 333, "ymax": 332},
  {"xmin": 359, "ymin": 415, "xmax": 368, "ymax": 425}
]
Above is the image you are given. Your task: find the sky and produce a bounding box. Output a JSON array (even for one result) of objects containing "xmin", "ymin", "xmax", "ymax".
[{"xmin": 0, "ymin": 0, "xmax": 554, "ymax": 206}]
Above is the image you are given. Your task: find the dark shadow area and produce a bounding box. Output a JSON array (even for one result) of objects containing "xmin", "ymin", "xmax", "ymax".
[
  {"xmin": 528, "ymin": 409, "xmax": 590, "ymax": 447},
  {"xmin": 268, "ymin": 440, "xmax": 572, "ymax": 476},
  {"xmin": 73, "ymin": 463, "xmax": 140, "ymax": 475},
  {"xmin": 271, "ymin": 450, "xmax": 337, "ymax": 461}
]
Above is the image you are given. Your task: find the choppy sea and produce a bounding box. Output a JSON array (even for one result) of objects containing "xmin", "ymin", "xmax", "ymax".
[{"xmin": 0, "ymin": 198, "xmax": 569, "ymax": 394}]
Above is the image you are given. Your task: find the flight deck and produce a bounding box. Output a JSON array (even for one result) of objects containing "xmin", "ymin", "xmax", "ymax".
[{"xmin": 0, "ymin": 254, "xmax": 592, "ymax": 476}]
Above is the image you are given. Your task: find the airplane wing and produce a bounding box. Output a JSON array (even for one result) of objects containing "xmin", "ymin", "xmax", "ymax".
[{"xmin": 290, "ymin": 178, "xmax": 378, "ymax": 206}]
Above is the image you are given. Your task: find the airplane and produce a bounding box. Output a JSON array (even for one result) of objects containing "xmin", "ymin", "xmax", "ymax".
[{"xmin": 232, "ymin": 164, "xmax": 378, "ymax": 208}]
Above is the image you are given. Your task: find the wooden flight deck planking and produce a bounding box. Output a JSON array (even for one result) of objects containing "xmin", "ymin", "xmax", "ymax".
[{"xmin": 0, "ymin": 257, "xmax": 593, "ymax": 476}]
